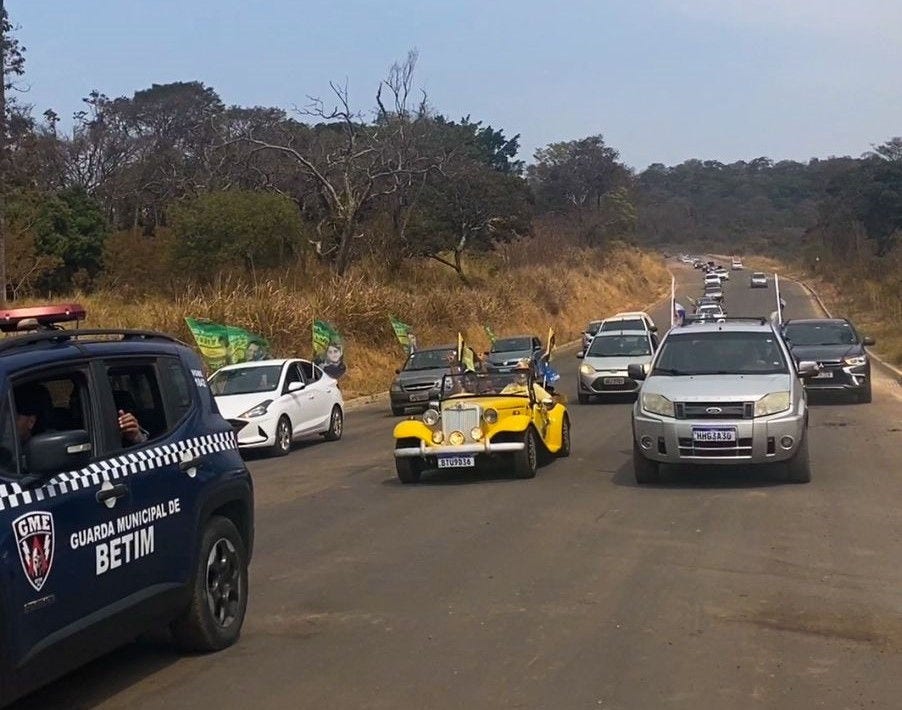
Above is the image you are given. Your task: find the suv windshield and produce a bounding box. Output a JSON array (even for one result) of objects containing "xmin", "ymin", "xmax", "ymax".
[
  {"xmin": 210, "ymin": 365, "xmax": 282, "ymax": 395},
  {"xmin": 652, "ymin": 332, "xmax": 788, "ymax": 375},
  {"xmin": 588, "ymin": 335, "xmax": 650, "ymax": 357},
  {"xmin": 784, "ymin": 322, "xmax": 857, "ymax": 346},
  {"xmin": 404, "ymin": 349, "xmax": 456, "ymax": 371},
  {"xmin": 492, "ymin": 337, "xmax": 532, "ymax": 353},
  {"xmin": 601, "ymin": 319, "xmax": 644, "ymax": 332}
]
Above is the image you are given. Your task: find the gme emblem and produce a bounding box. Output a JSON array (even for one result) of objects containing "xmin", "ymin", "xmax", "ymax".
[
  {"xmin": 706, "ymin": 407, "xmax": 723, "ymax": 414},
  {"xmin": 12, "ymin": 512, "xmax": 55, "ymax": 592}
]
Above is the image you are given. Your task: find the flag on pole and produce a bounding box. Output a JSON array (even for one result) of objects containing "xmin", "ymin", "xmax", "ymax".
[
  {"xmin": 312, "ymin": 319, "xmax": 347, "ymax": 379},
  {"xmin": 456, "ymin": 332, "xmax": 476, "ymax": 372},
  {"xmin": 542, "ymin": 326, "xmax": 556, "ymax": 361},
  {"xmin": 185, "ymin": 318, "xmax": 270, "ymax": 372},
  {"xmin": 390, "ymin": 316, "xmax": 417, "ymax": 356},
  {"xmin": 483, "ymin": 325, "xmax": 497, "ymax": 344}
]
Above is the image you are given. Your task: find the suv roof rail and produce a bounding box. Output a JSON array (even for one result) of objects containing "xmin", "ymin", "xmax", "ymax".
[
  {"xmin": 680, "ymin": 316, "xmax": 768, "ymax": 326},
  {"xmin": 0, "ymin": 328, "xmax": 187, "ymax": 355}
]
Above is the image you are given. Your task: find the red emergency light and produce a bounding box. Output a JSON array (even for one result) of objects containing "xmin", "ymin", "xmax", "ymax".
[{"xmin": 0, "ymin": 304, "xmax": 87, "ymax": 333}]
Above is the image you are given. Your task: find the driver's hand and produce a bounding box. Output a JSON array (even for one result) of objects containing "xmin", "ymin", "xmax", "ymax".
[{"xmin": 118, "ymin": 410, "xmax": 143, "ymax": 443}]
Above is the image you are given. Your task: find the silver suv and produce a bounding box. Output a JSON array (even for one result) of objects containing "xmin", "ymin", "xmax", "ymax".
[{"xmin": 628, "ymin": 318, "xmax": 818, "ymax": 484}]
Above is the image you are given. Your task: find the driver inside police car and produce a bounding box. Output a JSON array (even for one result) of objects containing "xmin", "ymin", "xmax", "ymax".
[{"xmin": 14, "ymin": 381, "xmax": 147, "ymax": 448}]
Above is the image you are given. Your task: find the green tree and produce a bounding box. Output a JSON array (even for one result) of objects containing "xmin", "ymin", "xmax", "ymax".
[{"xmin": 171, "ymin": 190, "xmax": 303, "ymax": 277}]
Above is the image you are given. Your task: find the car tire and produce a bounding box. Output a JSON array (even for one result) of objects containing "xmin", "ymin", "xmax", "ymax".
[
  {"xmin": 396, "ymin": 457, "xmax": 424, "ymax": 484},
  {"xmin": 558, "ymin": 415, "xmax": 571, "ymax": 458},
  {"xmin": 578, "ymin": 392, "xmax": 590, "ymax": 405},
  {"xmin": 784, "ymin": 435, "xmax": 811, "ymax": 484},
  {"xmin": 171, "ymin": 516, "xmax": 248, "ymax": 652},
  {"xmin": 633, "ymin": 439, "xmax": 660, "ymax": 484},
  {"xmin": 323, "ymin": 405, "xmax": 343, "ymax": 441},
  {"xmin": 271, "ymin": 415, "xmax": 292, "ymax": 457},
  {"xmin": 513, "ymin": 428, "xmax": 538, "ymax": 479},
  {"xmin": 858, "ymin": 381, "xmax": 872, "ymax": 404}
]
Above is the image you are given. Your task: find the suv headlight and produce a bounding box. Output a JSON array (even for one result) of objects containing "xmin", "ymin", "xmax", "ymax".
[
  {"xmin": 239, "ymin": 400, "xmax": 273, "ymax": 418},
  {"xmin": 754, "ymin": 391, "xmax": 790, "ymax": 417},
  {"xmin": 579, "ymin": 363, "xmax": 595, "ymax": 376},
  {"xmin": 843, "ymin": 355, "xmax": 867, "ymax": 367},
  {"xmin": 641, "ymin": 393, "xmax": 674, "ymax": 418}
]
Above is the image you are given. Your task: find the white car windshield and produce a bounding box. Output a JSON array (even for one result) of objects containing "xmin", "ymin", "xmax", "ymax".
[
  {"xmin": 588, "ymin": 335, "xmax": 650, "ymax": 357},
  {"xmin": 652, "ymin": 332, "xmax": 788, "ymax": 375},
  {"xmin": 210, "ymin": 365, "xmax": 283, "ymax": 395}
]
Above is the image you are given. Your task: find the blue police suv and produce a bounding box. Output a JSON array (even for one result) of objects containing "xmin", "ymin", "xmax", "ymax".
[{"xmin": 0, "ymin": 305, "xmax": 253, "ymax": 706}]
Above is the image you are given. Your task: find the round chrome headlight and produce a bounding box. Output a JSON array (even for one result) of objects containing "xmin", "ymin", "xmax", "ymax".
[
  {"xmin": 432, "ymin": 430, "xmax": 444, "ymax": 444},
  {"xmin": 423, "ymin": 408, "xmax": 440, "ymax": 426},
  {"xmin": 470, "ymin": 427, "xmax": 484, "ymax": 441},
  {"xmin": 449, "ymin": 431, "xmax": 465, "ymax": 446},
  {"xmin": 484, "ymin": 408, "xmax": 498, "ymax": 424}
]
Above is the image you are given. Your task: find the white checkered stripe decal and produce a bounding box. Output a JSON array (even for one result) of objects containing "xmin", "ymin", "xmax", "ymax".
[{"xmin": 0, "ymin": 431, "xmax": 237, "ymax": 512}]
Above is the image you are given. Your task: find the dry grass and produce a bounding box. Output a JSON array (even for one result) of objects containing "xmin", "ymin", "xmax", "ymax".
[{"xmin": 28, "ymin": 242, "xmax": 671, "ymax": 398}]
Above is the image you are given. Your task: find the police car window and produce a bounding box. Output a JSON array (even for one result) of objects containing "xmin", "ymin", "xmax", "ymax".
[
  {"xmin": 106, "ymin": 363, "xmax": 167, "ymax": 441},
  {"xmin": 0, "ymin": 394, "xmax": 17, "ymax": 477},
  {"xmin": 9, "ymin": 372, "xmax": 93, "ymax": 476},
  {"xmin": 299, "ymin": 360, "xmax": 322, "ymax": 382},
  {"xmin": 160, "ymin": 358, "xmax": 193, "ymax": 422}
]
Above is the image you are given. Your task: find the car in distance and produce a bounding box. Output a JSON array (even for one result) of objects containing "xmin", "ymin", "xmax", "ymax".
[
  {"xmin": 392, "ymin": 370, "xmax": 570, "ymax": 482},
  {"xmin": 389, "ymin": 345, "xmax": 459, "ymax": 416},
  {"xmin": 599, "ymin": 311, "xmax": 657, "ymax": 335},
  {"xmin": 703, "ymin": 283, "xmax": 724, "ymax": 302},
  {"xmin": 484, "ymin": 334, "xmax": 543, "ymax": 374},
  {"xmin": 629, "ymin": 317, "xmax": 819, "ymax": 485},
  {"xmin": 750, "ymin": 272, "xmax": 768, "ymax": 288},
  {"xmin": 714, "ymin": 266, "xmax": 730, "ymax": 280},
  {"xmin": 694, "ymin": 303, "xmax": 726, "ymax": 320},
  {"xmin": 210, "ymin": 358, "xmax": 344, "ymax": 456},
  {"xmin": 782, "ymin": 318, "xmax": 876, "ymax": 403},
  {"xmin": 576, "ymin": 330, "xmax": 655, "ymax": 403}
]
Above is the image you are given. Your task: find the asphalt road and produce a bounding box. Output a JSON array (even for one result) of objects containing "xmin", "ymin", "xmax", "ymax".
[{"xmin": 17, "ymin": 265, "xmax": 902, "ymax": 710}]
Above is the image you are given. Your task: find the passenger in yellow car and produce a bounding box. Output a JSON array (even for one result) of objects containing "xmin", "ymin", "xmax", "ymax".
[{"xmin": 500, "ymin": 361, "xmax": 553, "ymax": 401}]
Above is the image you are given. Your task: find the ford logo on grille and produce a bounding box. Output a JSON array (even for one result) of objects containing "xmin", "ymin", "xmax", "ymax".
[{"xmin": 706, "ymin": 406, "xmax": 723, "ymax": 414}]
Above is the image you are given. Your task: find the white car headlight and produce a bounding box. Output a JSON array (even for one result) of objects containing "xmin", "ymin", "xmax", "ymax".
[
  {"xmin": 641, "ymin": 393, "xmax": 674, "ymax": 418},
  {"xmin": 754, "ymin": 391, "xmax": 791, "ymax": 417},
  {"xmin": 843, "ymin": 355, "xmax": 867, "ymax": 367},
  {"xmin": 239, "ymin": 400, "xmax": 273, "ymax": 418},
  {"xmin": 579, "ymin": 363, "xmax": 595, "ymax": 376}
]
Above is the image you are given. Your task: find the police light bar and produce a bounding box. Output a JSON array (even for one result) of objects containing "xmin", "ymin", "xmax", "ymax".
[{"xmin": 0, "ymin": 304, "xmax": 87, "ymax": 333}]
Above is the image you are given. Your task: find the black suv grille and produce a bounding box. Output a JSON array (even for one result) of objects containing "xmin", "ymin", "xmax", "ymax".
[{"xmin": 675, "ymin": 402, "xmax": 753, "ymax": 419}]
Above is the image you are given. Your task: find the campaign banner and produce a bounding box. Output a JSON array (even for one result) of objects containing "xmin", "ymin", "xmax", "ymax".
[
  {"xmin": 456, "ymin": 332, "xmax": 477, "ymax": 372},
  {"xmin": 543, "ymin": 327, "xmax": 556, "ymax": 361},
  {"xmin": 185, "ymin": 318, "xmax": 269, "ymax": 372},
  {"xmin": 313, "ymin": 319, "xmax": 346, "ymax": 379},
  {"xmin": 483, "ymin": 325, "xmax": 497, "ymax": 344},
  {"xmin": 390, "ymin": 316, "xmax": 417, "ymax": 356}
]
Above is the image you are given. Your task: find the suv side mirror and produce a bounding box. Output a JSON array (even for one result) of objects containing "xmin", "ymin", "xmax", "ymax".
[
  {"xmin": 395, "ymin": 368, "xmax": 401, "ymax": 375},
  {"xmin": 649, "ymin": 325, "xmax": 658, "ymax": 332},
  {"xmin": 24, "ymin": 429, "xmax": 92, "ymax": 478},
  {"xmin": 862, "ymin": 336, "xmax": 876, "ymax": 346},
  {"xmin": 627, "ymin": 364, "xmax": 646, "ymax": 381},
  {"xmin": 287, "ymin": 381, "xmax": 306, "ymax": 393},
  {"xmin": 797, "ymin": 360, "xmax": 820, "ymax": 379},
  {"xmin": 576, "ymin": 351, "xmax": 584, "ymax": 359}
]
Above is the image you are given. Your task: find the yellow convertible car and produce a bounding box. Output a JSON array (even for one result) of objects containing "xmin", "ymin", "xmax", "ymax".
[{"xmin": 392, "ymin": 369, "xmax": 571, "ymax": 483}]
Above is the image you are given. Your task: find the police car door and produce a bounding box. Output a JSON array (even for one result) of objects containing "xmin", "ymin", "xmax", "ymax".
[
  {"xmin": 0, "ymin": 368, "xmax": 125, "ymax": 671},
  {"xmin": 94, "ymin": 356, "xmax": 197, "ymax": 600}
]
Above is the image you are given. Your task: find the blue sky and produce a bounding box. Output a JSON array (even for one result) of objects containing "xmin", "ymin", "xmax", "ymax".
[{"xmin": 9, "ymin": 0, "xmax": 902, "ymax": 170}]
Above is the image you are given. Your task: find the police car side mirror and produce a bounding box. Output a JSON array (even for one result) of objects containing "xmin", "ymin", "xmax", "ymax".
[
  {"xmin": 627, "ymin": 364, "xmax": 646, "ymax": 381},
  {"xmin": 24, "ymin": 429, "xmax": 92, "ymax": 479}
]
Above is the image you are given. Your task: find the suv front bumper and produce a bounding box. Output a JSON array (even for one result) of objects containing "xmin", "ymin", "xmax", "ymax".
[{"xmin": 632, "ymin": 410, "xmax": 806, "ymax": 464}]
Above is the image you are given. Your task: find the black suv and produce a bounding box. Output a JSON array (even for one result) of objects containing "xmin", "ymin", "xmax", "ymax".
[
  {"xmin": 782, "ymin": 318, "xmax": 876, "ymax": 402},
  {"xmin": 0, "ymin": 305, "xmax": 253, "ymax": 705}
]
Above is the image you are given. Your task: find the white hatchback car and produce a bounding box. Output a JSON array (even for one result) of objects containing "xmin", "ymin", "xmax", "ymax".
[{"xmin": 210, "ymin": 358, "xmax": 344, "ymax": 456}]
